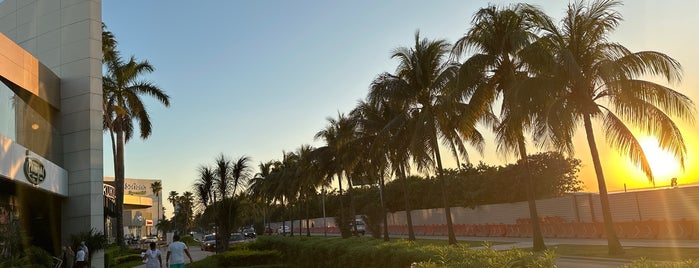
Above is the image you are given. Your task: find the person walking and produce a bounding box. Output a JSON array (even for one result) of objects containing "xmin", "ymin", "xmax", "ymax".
[
  {"xmin": 143, "ymin": 242, "xmax": 163, "ymax": 268},
  {"xmin": 75, "ymin": 245, "xmax": 87, "ymax": 268},
  {"xmin": 80, "ymin": 241, "xmax": 89, "ymax": 263},
  {"xmin": 62, "ymin": 245, "xmax": 74, "ymax": 268},
  {"xmin": 166, "ymin": 234, "xmax": 193, "ymax": 268}
]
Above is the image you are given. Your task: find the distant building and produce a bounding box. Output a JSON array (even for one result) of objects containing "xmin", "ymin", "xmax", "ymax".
[
  {"xmin": 104, "ymin": 177, "xmax": 163, "ymax": 240},
  {"xmin": 0, "ymin": 0, "xmax": 104, "ymax": 265}
]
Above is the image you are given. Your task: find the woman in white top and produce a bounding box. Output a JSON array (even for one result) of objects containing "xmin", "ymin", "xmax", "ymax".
[{"xmin": 143, "ymin": 242, "xmax": 163, "ymax": 268}]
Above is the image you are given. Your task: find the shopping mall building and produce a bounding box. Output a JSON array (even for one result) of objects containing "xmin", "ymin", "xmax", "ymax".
[
  {"xmin": 104, "ymin": 177, "xmax": 162, "ymax": 241},
  {"xmin": 0, "ymin": 0, "xmax": 105, "ymax": 265}
]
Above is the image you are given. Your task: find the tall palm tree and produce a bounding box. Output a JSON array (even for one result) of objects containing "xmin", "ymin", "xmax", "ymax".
[
  {"xmin": 194, "ymin": 165, "xmax": 216, "ymax": 210},
  {"xmin": 315, "ymin": 113, "xmax": 361, "ymax": 238},
  {"xmin": 167, "ymin": 191, "xmax": 179, "ymax": 233},
  {"xmin": 231, "ymin": 156, "xmax": 253, "ymax": 197},
  {"xmin": 529, "ymin": 0, "xmax": 696, "ymax": 255},
  {"xmin": 370, "ymin": 32, "xmax": 487, "ymax": 245},
  {"xmin": 214, "ymin": 154, "xmax": 234, "ymax": 249},
  {"xmin": 102, "ymin": 26, "xmax": 171, "ymax": 245},
  {"xmin": 368, "ymin": 75, "xmax": 422, "ymax": 241},
  {"xmin": 249, "ymin": 161, "xmax": 275, "ymax": 231},
  {"xmin": 294, "ymin": 144, "xmax": 324, "ymax": 236},
  {"xmin": 351, "ymin": 99, "xmax": 404, "ymax": 241},
  {"xmin": 150, "ymin": 181, "xmax": 162, "ymax": 236},
  {"xmin": 452, "ymin": 3, "xmax": 550, "ymax": 251}
]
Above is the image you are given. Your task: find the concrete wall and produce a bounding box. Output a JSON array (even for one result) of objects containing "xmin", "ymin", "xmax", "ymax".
[
  {"xmin": 0, "ymin": 0, "xmax": 103, "ymax": 265},
  {"xmin": 275, "ymin": 185, "xmax": 699, "ymax": 231},
  {"xmin": 384, "ymin": 186, "xmax": 699, "ymax": 226}
]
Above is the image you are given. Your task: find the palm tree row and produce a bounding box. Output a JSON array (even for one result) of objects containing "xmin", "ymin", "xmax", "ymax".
[{"xmin": 188, "ymin": 0, "xmax": 694, "ymax": 256}]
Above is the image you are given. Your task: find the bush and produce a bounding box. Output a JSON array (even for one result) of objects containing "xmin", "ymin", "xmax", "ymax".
[
  {"xmin": 250, "ymin": 236, "xmax": 437, "ymax": 267},
  {"xmin": 113, "ymin": 253, "xmax": 143, "ymax": 265},
  {"xmin": 248, "ymin": 236, "xmax": 556, "ymax": 268},
  {"xmin": 105, "ymin": 246, "xmax": 144, "ymax": 267},
  {"xmin": 412, "ymin": 246, "xmax": 557, "ymax": 268},
  {"xmin": 181, "ymin": 235, "xmax": 199, "ymax": 246},
  {"xmin": 623, "ymin": 258, "xmax": 699, "ymax": 268},
  {"xmin": 214, "ymin": 248, "xmax": 282, "ymax": 267},
  {"xmin": 0, "ymin": 246, "xmax": 55, "ymax": 268}
]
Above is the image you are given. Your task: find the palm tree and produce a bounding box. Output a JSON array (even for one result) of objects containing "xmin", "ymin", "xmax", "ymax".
[
  {"xmin": 314, "ymin": 114, "xmax": 360, "ymax": 238},
  {"xmin": 369, "ymin": 32, "xmax": 486, "ymax": 245},
  {"xmin": 368, "ymin": 76, "xmax": 421, "ymax": 241},
  {"xmin": 214, "ymin": 154, "xmax": 234, "ymax": 250},
  {"xmin": 248, "ymin": 161, "xmax": 275, "ymax": 232},
  {"xmin": 294, "ymin": 144, "xmax": 324, "ymax": 236},
  {"xmin": 194, "ymin": 165, "xmax": 216, "ymax": 208},
  {"xmin": 351, "ymin": 99, "xmax": 405, "ymax": 241},
  {"xmin": 452, "ymin": 3, "xmax": 550, "ymax": 251},
  {"xmin": 529, "ymin": 0, "xmax": 696, "ymax": 255},
  {"xmin": 167, "ymin": 191, "xmax": 179, "ymax": 233},
  {"xmin": 150, "ymin": 181, "xmax": 162, "ymax": 236},
  {"xmin": 102, "ymin": 26, "xmax": 171, "ymax": 245},
  {"xmin": 231, "ymin": 156, "xmax": 253, "ymax": 197}
]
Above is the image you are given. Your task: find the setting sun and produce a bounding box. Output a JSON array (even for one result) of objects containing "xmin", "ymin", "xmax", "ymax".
[{"xmin": 636, "ymin": 136, "xmax": 683, "ymax": 183}]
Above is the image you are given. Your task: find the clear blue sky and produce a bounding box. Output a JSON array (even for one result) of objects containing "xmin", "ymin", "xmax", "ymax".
[{"xmin": 102, "ymin": 1, "xmax": 699, "ymax": 216}]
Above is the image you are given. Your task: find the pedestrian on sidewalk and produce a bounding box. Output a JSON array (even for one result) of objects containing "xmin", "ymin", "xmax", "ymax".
[
  {"xmin": 143, "ymin": 242, "xmax": 163, "ymax": 268},
  {"xmin": 75, "ymin": 244, "xmax": 87, "ymax": 268},
  {"xmin": 166, "ymin": 234, "xmax": 193, "ymax": 268}
]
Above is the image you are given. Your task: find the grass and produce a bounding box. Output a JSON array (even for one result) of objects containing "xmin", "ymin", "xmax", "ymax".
[{"xmin": 549, "ymin": 244, "xmax": 699, "ymax": 262}]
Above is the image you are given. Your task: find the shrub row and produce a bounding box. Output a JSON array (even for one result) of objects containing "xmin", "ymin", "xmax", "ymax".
[
  {"xmin": 214, "ymin": 247, "xmax": 282, "ymax": 267},
  {"xmin": 247, "ymin": 236, "xmax": 556, "ymax": 268}
]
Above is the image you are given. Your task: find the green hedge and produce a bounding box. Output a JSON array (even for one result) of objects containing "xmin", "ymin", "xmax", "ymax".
[
  {"xmin": 214, "ymin": 248, "xmax": 282, "ymax": 267},
  {"xmin": 247, "ymin": 236, "xmax": 556, "ymax": 268}
]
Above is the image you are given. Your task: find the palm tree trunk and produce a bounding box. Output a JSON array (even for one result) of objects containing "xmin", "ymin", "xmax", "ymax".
[
  {"xmin": 336, "ymin": 174, "xmax": 347, "ymax": 238},
  {"xmin": 115, "ymin": 126, "xmax": 125, "ymax": 246},
  {"xmin": 517, "ymin": 138, "xmax": 546, "ymax": 251},
  {"xmin": 400, "ymin": 164, "xmax": 415, "ymax": 241},
  {"xmin": 282, "ymin": 196, "xmax": 287, "ymax": 236},
  {"xmin": 433, "ymin": 138, "xmax": 457, "ymax": 245},
  {"xmin": 305, "ymin": 195, "xmax": 311, "ymax": 237},
  {"xmin": 346, "ymin": 172, "xmax": 357, "ymax": 236},
  {"xmin": 583, "ymin": 114, "xmax": 624, "ymax": 255},
  {"xmin": 379, "ymin": 169, "xmax": 389, "ymax": 241}
]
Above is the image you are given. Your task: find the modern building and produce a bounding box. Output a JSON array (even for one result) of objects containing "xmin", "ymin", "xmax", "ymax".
[
  {"xmin": 104, "ymin": 177, "xmax": 163, "ymax": 241},
  {"xmin": 0, "ymin": 0, "xmax": 104, "ymax": 265}
]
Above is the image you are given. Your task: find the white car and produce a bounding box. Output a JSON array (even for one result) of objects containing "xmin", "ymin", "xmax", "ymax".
[
  {"xmin": 277, "ymin": 225, "xmax": 291, "ymax": 234},
  {"xmin": 143, "ymin": 236, "xmax": 158, "ymax": 243}
]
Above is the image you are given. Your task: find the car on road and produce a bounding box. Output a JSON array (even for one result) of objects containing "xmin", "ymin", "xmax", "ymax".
[
  {"xmin": 351, "ymin": 219, "xmax": 366, "ymax": 236},
  {"xmin": 200, "ymin": 234, "xmax": 217, "ymax": 251},
  {"xmin": 242, "ymin": 227, "xmax": 256, "ymax": 238},
  {"xmin": 229, "ymin": 232, "xmax": 247, "ymax": 245},
  {"xmin": 277, "ymin": 225, "xmax": 291, "ymax": 234}
]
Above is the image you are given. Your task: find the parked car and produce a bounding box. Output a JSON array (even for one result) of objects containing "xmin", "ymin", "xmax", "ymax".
[
  {"xmin": 242, "ymin": 228, "xmax": 256, "ymax": 238},
  {"xmin": 143, "ymin": 235, "xmax": 158, "ymax": 243},
  {"xmin": 229, "ymin": 232, "xmax": 247, "ymax": 245},
  {"xmin": 351, "ymin": 219, "xmax": 366, "ymax": 236},
  {"xmin": 200, "ymin": 234, "xmax": 217, "ymax": 251},
  {"xmin": 277, "ymin": 225, "xmax": 291, "ymax": 234}
]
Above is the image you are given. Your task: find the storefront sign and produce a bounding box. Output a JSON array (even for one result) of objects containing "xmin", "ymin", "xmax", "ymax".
[
  {"xmin": 23, "ymin": 155, "xmax": 46, "ymax": 185},
  {"xmin": 125, "ymin": 182, "xmax": 147, "ymax": 195},
  {"xmin": 104, "ymin": 184, "xmax": 116, "ymax": 200}
]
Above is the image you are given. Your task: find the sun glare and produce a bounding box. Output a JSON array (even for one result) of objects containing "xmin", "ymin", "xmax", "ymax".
[{"xmin": 637, "ymin": 137, "xmax": 683, "ymax": 184}]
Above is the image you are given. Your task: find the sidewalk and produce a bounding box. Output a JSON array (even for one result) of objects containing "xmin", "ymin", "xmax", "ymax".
[{"xmin": 132, "ymin": 245, "xmax": 214, "ymax": 268}]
